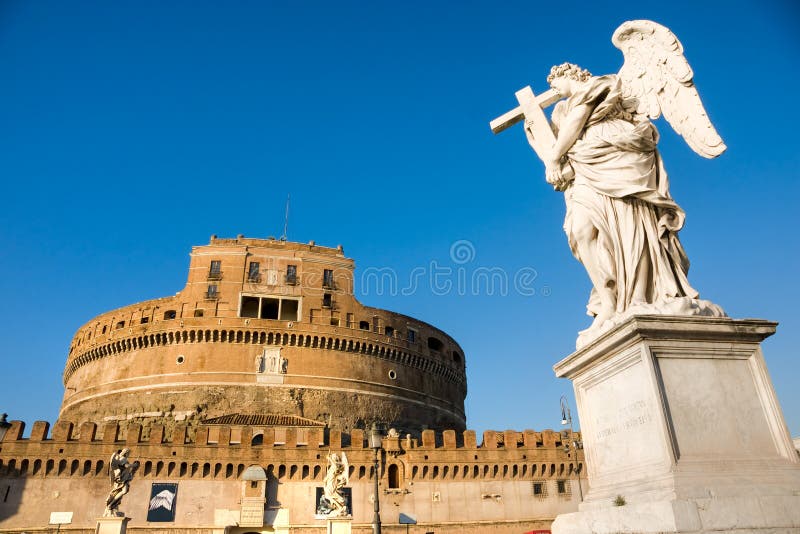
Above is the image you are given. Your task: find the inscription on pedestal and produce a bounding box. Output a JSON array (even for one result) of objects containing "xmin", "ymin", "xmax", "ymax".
[{"xmin": 583, "ymin": 355, "xmax": 665, "ymax": 479}]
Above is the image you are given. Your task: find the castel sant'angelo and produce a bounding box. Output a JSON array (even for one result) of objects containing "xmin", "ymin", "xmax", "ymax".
[
  {"xmin": 0, "ymin": 235, "xmax": 585, "ymax": 534},
  {"xmin": 61, "ymin": 236, "xmax": 467, "ymax": 435}
]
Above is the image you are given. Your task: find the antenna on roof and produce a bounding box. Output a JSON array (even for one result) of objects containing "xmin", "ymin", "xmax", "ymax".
[{"xmin": 280, "ymin": 194, "xmax": 290, "ymax": 242}]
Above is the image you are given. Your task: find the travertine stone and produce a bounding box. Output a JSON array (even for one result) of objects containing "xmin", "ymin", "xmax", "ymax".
[
  {"xmin": 552, "ymin": 315, "xmax": 800, "ymax": 533},
  {"xmin": 61, "ymin": 237, "xmax": 467, "ymax": 434},
  {"xmin": 1, "ymin": 423, "xmax": 583, "ymax": 532},
  {"xmin": 326, "ymin": 517, "xmax": 352, "ymax": 534},
  {"xmin": 95, "ymin": 516, "xmax": 129, "ymax": 534}
]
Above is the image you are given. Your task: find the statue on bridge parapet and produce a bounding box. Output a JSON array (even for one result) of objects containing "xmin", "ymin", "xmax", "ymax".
[
  {"xmin": 317, "ymin": 452, "xmax": 350, "ymax": 517},
  {"xmin": 491, "ymin": 20, "xmax": 727, "ymax": 346},
  {"xmin": 104, "ymin": 448, "xmax": 139, "ymax": 517}
]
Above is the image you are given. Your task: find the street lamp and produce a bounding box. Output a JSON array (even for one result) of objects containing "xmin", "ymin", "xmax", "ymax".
[
  {"xmin": 0, "ymin": 414, "xmax": 10, "ymax": 442},
  {"xmin": 559, "ymin": 396, "xmax": 584, "ymax": 502},
  {"xmin": 368, "ymin": 423, "xmax": 383, "ymax": 534}
]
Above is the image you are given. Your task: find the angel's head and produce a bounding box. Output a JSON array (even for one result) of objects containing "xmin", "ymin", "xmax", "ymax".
[{"xmin": 547, "ymin": 62, "xmax": 592, "ymax": 96}]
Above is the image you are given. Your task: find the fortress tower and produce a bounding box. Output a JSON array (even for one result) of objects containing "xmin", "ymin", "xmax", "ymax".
[{"xmin": 60, "ymin": 236, "xmax": 467, "ymax": 434}]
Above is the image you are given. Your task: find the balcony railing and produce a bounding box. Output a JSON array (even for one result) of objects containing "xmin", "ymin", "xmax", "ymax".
[
  {"xmin": 204, "ymin": 291, "xmax": 219, "ymax": 300},
  {"xmin": 207, "ymin": 271, "xmax": 223, "ymax": 281}
]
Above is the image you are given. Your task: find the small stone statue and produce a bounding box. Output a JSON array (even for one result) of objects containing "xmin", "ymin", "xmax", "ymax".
[
  {"xmin": 104, "ymin": 448, "xmax": 139, "ymax": 517},
  {"xmin": 317, "ymin": 452, "xmax": 350, "ymax": 517}
]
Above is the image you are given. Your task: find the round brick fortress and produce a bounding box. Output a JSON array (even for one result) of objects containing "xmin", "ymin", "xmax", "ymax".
[{"xmin": 60, "ymin": 236, "xmax": 467, "ymax": 434}]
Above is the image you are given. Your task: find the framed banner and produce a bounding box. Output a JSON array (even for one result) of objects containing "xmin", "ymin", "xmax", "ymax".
[{"xmin": 147, "ymin": 483, "xmax": 178, "ymax": 522}]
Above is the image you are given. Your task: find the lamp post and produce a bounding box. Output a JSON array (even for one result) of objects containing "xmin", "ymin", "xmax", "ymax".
[
  {"xmin": 559, "ymin": 395, "xmax": 584, "ymax": 502},
  {"xmin": 368, "ymin": 423, "xmax": 383, "ymax": 534},
  {"xmin": 0, "ymin": 414, "xmax": 10, "ymax": 442}
]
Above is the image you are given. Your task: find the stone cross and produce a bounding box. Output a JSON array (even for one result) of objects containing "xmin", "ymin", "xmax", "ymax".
[{"xmin": 490, "ymin": 87, "xmax": 561, "ymax": 162}]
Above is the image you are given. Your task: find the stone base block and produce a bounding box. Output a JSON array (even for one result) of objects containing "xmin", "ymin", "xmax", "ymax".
[
  {"xmin": 95, "ymin": 516, "xmax": 130, "ymax": 534},
  {"xmin": 326, "ymin": 517, "xmax": 352, "ymax": 534},
  {"xmin": 552, "ymin": 316, "xmax": 800, "ymax": 534},
  {"xmin": 552, "ymin": 495, "xmax": 800, "ymax": 533}
]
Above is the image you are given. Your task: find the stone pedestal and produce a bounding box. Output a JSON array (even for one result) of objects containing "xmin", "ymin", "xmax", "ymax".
[
  {"xmin": 326, "ymin": 517, "xmax": 352, "ymax": 534},
  {"xmin": 551, "ymin": 316, "xmax": 800, "ymax": 534},
  {"xmin": 95, "ymin": 516, "xmax": 130, "ymax": 534}
]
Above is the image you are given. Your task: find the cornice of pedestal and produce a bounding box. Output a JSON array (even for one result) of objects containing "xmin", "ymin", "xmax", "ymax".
[{"xmin": 553, "ymin": 315, "xmax": 778, "ymax": 379}]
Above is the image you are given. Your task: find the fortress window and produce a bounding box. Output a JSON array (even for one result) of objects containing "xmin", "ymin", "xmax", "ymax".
[
  {"xmin": 206, "ymin": 285, "xmax": 219, "ymax": 299},
  {"xmin": 241, "ymin": 296, "xmax": 259, "ymax": 318},
  {"xmin": 102, "ymin": 325, "xmax": 107, "ymax": 334},
  {"xmin": 286, "ymin": 264, "xmax": 297, "ymax": 285},
  {"xmin": 323, "ymin": 269, "xmax": 334, "ymax": 289},
  {"xmin": 557, "ymin": 480, "xmax": 568, "ymax": 494},
  {"xmin": 261, "ymin": 298, "xmax": 279, "ymax": 319},
  {"xmin": 533, "ymin": 482, "xmax": 545, "ymax": 496},
  {"xmin": 359, "ymin": 321, "xmax": 370, "ymax": 331},
  {"xmin": 427, "ymin": 336, "xmax": 444, "ymax": 352},
  {"xmin": 208, "ymin": 260, "xmax": 222, "ymax": 280},
  {"xmin": 239, "ymin": 295, "xmax": 299, "ymax": 321},
  {"xmin": 115, "ymin": 321, "xmax": 125, "ymax": 330},
  {"xmin": 164, "ymin": 310, "xmax": 177, "ymax": 320},
  {"xmin": 279, "ymin": 299, "xmax": 298, "ymax": 321},
  {"xmin": 385, "ymin": 326, "xmax": 395, "ymax": 337},
  {"xmin": 140, "ymin": 317, "xmax": 149, "ymax": 324},
  {"xmin": 452, "ymin": 351, "xmax": 461, "ymax": 363},
  {"xmin": 248, "ymin": 262, "xmax": 260, "ymax": 282},
  {"xmin": 322, "ymin": 293, "xmax": 332, "ymax": 309},
  {"xmin": 194, "ymin": 309, "xmax": 204, "ymax": 317},
  {"xmin": 388, "ymin": 464, "xmax": 400, "ymax": 489},
  {"xmin": 407, "ymin": 328, "xmax": 417, "ymax": 343}
]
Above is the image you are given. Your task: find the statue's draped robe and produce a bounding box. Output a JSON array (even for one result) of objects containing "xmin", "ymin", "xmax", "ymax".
[
  {"xmin": 553, "ymin": 75, "xmax": 698, "ymax": 316},
  {"xmin": 322, "ymin": 458, "xmax": 347, "ymax": 516}
]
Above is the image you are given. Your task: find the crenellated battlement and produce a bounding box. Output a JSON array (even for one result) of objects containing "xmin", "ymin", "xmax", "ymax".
[
  {"xmin": 1, "ymin": 420, "xmax": 575, "ymax": 451},
  {"xmin": 0, "ymin": 420, "xmax": 583, "ymax": 484}
]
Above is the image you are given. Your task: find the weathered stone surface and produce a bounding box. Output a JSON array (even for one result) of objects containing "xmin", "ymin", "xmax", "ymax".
[
  {"xmin": 0, "ymin": 422, "xmax": 585, "ymax": 532},
  {"xmin": 552, "ymin": 315, "xmax": 800, "ymax": 533},
  {"xmin": 60, "ymin": 237, "xmax": 467, "ymax": 435}
]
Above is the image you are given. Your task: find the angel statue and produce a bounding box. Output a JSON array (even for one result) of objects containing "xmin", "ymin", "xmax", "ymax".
[
  {"xmin": 317, "ymin": 452, "xmax": 350, "ymax": 517},
  {"xmin": 104, "ymin": 448, "xmax": 140, "ymax": 517},
  {"xmin": 492, "ymin": 20, "xmax": 726, "ymax": 345}
]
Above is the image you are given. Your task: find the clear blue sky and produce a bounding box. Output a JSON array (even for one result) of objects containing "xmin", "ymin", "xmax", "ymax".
[{"xmin": 1, "ymin": 1, "xmax": 798, "ymax": 438}]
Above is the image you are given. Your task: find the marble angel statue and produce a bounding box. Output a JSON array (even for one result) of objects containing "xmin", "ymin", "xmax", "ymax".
[
  {"xmin": 318, "ymin": 452, "xmax": 350, "ymax": 517},
  {"xmin": 104, "ymin": 448, "xmax": 140, "ymax": 517},
  {"xmin": 515, "ymin": 20, "xmax": 726, "ymax": 341}
]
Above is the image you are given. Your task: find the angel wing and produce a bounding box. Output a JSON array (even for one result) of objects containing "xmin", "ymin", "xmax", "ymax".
[
  {"xmin": 108, "ymin": 452, "xmax": 120, "ymax": 482},
  {"xmin": 340, "ymin": 452, "xmax": 349, "ymax": 487},
  {"xmin": 612, "ymin": 20, "xmax": 726, "ymax": 158}
]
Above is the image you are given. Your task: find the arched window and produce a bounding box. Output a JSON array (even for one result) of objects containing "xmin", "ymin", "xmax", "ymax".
[
  {"xmin": 388, "ymin": 464, "xmax": 400, "ymax": 489},
  {"xmin": 427, "ymin": 337, "xmax": 444, "ymax": 352}
]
